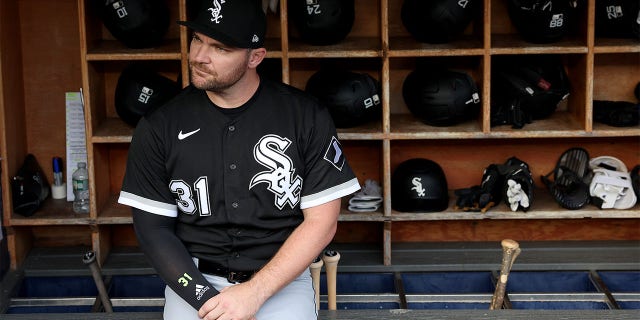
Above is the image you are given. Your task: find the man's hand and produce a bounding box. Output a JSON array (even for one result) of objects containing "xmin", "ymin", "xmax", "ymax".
[{"xmin": 198, "ymin": 281, "xmax": 263, "ymax": 320}]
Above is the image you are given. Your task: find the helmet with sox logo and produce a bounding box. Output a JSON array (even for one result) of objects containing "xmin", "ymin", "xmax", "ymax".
[
  {"xmin": 100, "ymin": 0, "xmax": 170, "ymax": 49},
  {"xmin": 391, "ymin": 158, "xmax": 449, "ymax": 212},
  {"xmin": 289, "ymin": 0, "xmax": 355, "ymax": 45},
  {"xmin": 401, "ymin": 0, "xmax": 479, "ymax": 44}
]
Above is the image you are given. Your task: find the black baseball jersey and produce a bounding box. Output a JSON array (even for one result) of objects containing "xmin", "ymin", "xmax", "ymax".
[{"xmin": 119, "ymin": 79, "xmax": 360, "ymax": 271}]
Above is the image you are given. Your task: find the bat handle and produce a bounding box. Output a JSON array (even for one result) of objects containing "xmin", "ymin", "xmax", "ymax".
[
  {"xmin": 490, "ymin": 239, "xmax": 521, "ymax": 310},
  {"xmin": 309, "ymin": 256, "xmax": 324, "ymax": 311},
  {"xmin": 83, "ymin": 251, "xmax": 113, "ymax": 312},
  {"xmin": 322, "ymin": 250, "xmax": 340, "ymax": 311}
]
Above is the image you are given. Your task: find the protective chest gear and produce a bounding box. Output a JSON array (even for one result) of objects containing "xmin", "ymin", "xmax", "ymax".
[{"xmin": 589, "ymin": 156, "xmax": 637, "ymax": 209}]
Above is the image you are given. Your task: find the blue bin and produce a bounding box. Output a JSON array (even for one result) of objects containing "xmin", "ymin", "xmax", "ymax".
[
  {"xmin": 507, "ymin": 272, "xmax": 606, "ymax": 310},
  {"xmin": 109, "ymin": 275, "xmax": 166, "ymax": 312},
  {"xmin": 15, "ymin": 276, "xmax": 98, "ymax": 297},
  {"xmin": 507, "ymin": 271, "xmax": 597, "ymax": 292},
  {"xmin": 510, "ymin": 301, "xmax": 609, "ymax": 310},
  {"xmin": 319, "ymin": 272, "xmax": 398, "ymax": 310},
  {"xmin": 402, "ymin": 272, "xmax": 494, "ymax": 294},
  {"xmin": 108, "ymin": 275, "xmax": 165, "ymax": 297},
  {"xmin": 402, "ymin": 272, "xmax": 493, "ymax": 310},
  {"xmin": 598, "ymin": 271, "xmax": 640, "ymax": 292},
  {"xmin": 598, "ymin": 271, "xmax": 640, "ymax": 310},
  {"xmin": 7, "ymin": 276, "xmax": 98, "ymax": 314}
]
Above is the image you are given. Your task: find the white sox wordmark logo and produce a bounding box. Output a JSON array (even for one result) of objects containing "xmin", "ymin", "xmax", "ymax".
[{"xmin": 250, "ymin": 134, "xmax": 303, "ymax": 210}]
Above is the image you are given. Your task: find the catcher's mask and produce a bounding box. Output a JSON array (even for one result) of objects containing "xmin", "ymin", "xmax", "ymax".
[{"xmin": 541, "ymin": 147, "xmax": 591, "ymax": 210}]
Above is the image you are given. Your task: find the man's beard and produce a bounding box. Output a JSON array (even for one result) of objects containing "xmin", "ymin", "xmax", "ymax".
[{"xmin": 189, "ymin": 59, "xmax": 248, "ymax": 92}]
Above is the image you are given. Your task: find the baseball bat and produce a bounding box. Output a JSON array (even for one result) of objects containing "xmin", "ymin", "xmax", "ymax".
[
  {"xmin": 309, "ymin": 255, "xmax": 324, "ymax": 311},
  {"xmin": 490, "ymin": 239, "xmax": 521, "ymax": 310},
  {"xmin": 83, "ymin": 250, "xmax": 113, "ymax": 312},
  {"xmin": 322, "ymin": 250, "xmax": 340, "ymax": 310}
]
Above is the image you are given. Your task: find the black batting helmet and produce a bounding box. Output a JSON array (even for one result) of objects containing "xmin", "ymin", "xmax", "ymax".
[
  {"xmin": 401, "ymin": 0, "xmax": 479, "ymax": 44},
  {"xmin": 402, "ymin": 68, "xmax": 481, "ymax": 126},
  {"xmin": 391, "ymin": 158, "xmax": 449, "ymax": 212},
  {"xmin": 305, "ymin": 69, "xmax": 382, "ymax": 128},
  {"xmin": 595, "ymin": 0, "xmax": 640, "ymax": 39},
  {"xmin": 100, "ymin": 0, "xmax": 170, "ymax": 49},
  {"xmin": 507, "ymin": 0, "xmax": 579, "ymax": 43},
  {"xmin": 115, "ymin": 63, "xmax": 181, "ymax": 126},
  {"xmin": 289, "ymin": 0, "xmax": 355, "ymax": 45}
]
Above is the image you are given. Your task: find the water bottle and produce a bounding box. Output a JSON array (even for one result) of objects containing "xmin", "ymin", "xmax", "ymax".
[{"xmin": 72, "ymin": 162, "xmax": 90, "ymax": 214}]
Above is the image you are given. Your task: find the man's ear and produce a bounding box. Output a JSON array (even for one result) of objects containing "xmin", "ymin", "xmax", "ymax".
[{"xmin": 248, "ymin": 48, "xmax": 267, "ymax": 68}]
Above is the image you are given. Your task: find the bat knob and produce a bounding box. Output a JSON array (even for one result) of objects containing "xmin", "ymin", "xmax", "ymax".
[
  {"xmin": 83, "ymin": 250, "xmax": 97, "ymax": 265},
  {"xmin": 324, "ymin": 250, "xmax": 338, "ymax": 257},
  {"xmin": 310, "ymin": 255, "xmax": 324, "ymax": 268},
  {"xmin": 323, "ymin": 250, "xmax": 341, "ymax": 264},
  {"xmin": 501, "ymin": 239, "xmax": 520, "ymax": 250}
]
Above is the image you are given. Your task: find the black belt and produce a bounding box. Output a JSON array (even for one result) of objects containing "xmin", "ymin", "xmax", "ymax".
[{"xmin": 198, "ymin": 259, "xmax": 255, "ymax": 284}]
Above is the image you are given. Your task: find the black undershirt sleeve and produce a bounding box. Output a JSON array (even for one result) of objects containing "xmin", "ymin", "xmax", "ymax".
[{"xmin": 132, "ymin": 208, "xmax": 219, "ymax": 310}]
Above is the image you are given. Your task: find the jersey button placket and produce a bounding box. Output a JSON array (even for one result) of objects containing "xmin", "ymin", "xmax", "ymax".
[{"xmin": 224, "ymin": 123, "xmax": 240, "ymax": 213}]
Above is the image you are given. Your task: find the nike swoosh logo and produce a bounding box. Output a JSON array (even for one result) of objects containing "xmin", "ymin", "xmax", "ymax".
[{"xmin": 178, "ymin": 128, "xmax": 201, "ymax": 140}]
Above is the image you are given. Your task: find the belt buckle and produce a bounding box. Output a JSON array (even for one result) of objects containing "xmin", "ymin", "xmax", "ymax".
[{"xmin": 227, "ymin": 271, "xmax": 241, "ymax": 284}]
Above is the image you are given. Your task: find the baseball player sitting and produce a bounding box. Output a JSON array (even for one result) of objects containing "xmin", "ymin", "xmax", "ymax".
[{"xmin": 117, "ymin": 1, "xmax": 360, "ymax": 319}]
